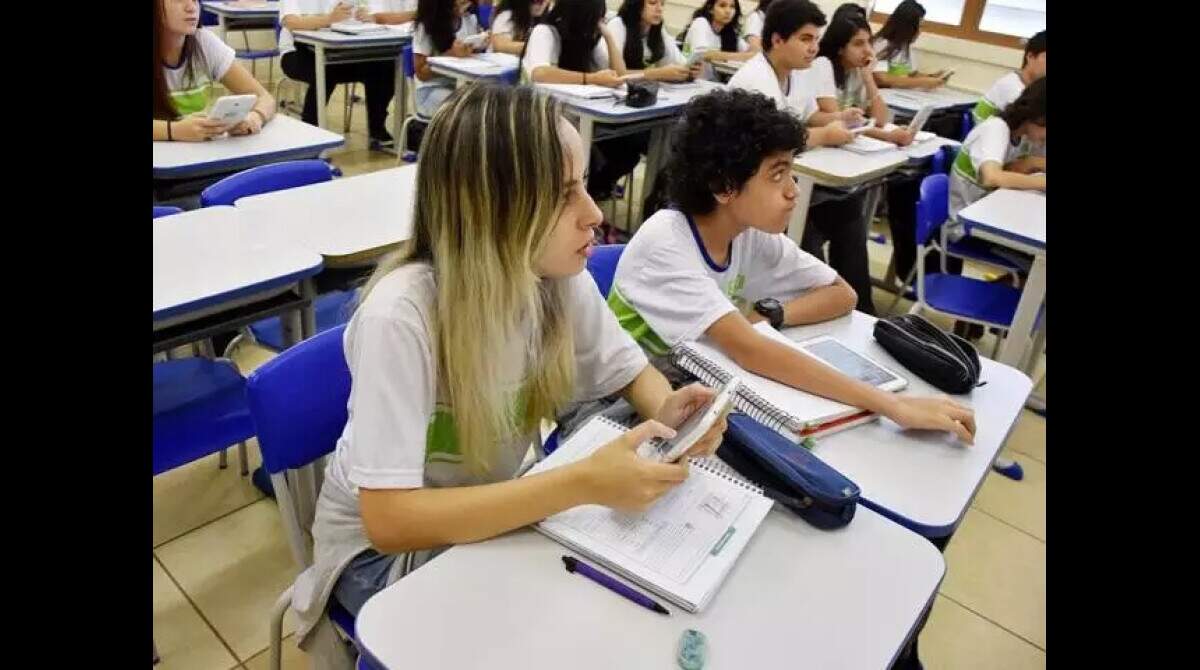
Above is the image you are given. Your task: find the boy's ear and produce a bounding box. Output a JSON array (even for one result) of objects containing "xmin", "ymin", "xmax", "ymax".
[{"xmin": 714, "ymin": 189, "xmax": 736, "ymax": 205}]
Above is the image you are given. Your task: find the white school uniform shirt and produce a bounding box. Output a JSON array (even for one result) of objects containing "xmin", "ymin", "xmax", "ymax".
[
  {"xmin": 609, "ymin": 209, "xmax": 838, "ymax": 359},
  {"xmin": 743, "ymin": 9, "xmax": 765, "ymax": 39},
  {"xmin": 278, "ymin": 0, "xmax": 391, "ymax": 55},
  {"xmin": 163, "ymin": 27, "xmax": 235, "ymax": 117},
  {"xmin": 606, "ymin": 16, "xmax": 685, "ymax": 69},
  {"xmin": 811, "ymin": 55, "xmax": 872, "ymax": 112},
  {"xmin": 947, "ymin": 115, "xmax": 1037, "ymax": 238},
  {"xmin": 413, "ymin": 14, "xmax": 482, "ymax": 91},
  {"xmin": 294, "ymin": 261, "xmax": 649, "ymax": 650},
  {"xmin": 521, "ymin": 24, "xmax": 609, "ymax": 79},
  {"xmin": 973, "ymin": 70, "xmax": 1024, "ymax": 123},
  {"xmin": 726, "ymin": 51, "xmax": 819, "ymax": 122},
  {"xmin": 684, "ymin": 16, "xmax": 748, "ymax": 81},
  {"xmin": 872, "ymin": 37, "xmax": 917, "ymax": 76}
]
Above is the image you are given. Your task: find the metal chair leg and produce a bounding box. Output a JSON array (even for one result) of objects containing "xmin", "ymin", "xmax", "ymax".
[
  {"xmin": 238, "ymin": 441, "xmax": 249, "ymax": 476},
  {"xmin": 886, "ymin": 266, "xmax": 919, "ymax": 316},
  {"xmin": 624, "ymin": 170, "xmax": 637, "ymax": 231},
  {"xmin": 219, "ymin": 448, "xmax": 228, "ymax": 469}
]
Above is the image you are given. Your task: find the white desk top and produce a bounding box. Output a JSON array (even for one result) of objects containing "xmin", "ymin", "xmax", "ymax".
[
  {"xmin": 153, "ymin": 207, "xmax": 323, "ymax": 322},
  {"xmin": 152, "ymin": 115, "xmax": 344, "ymax": 179},
  {"xmin": 540, "ymin": 80, "xmax": 723, "ymax": 123},
  {"xmin": 293, "ymin": 25, "xmax": 413, "ymax": 47},
  {"xmin": 881, "ymin": 87, "xmax": 979, "ymax": 113},
  {"xmin": 235, "ymin": 165, "xmax": 416, "ymax": 263},
  {"xmin": 201, "ymin": 1, "xmax": 279, "ymax": 16},
  {"xmin": 357, "ymin": 505, "xmax": 943, "ymax": 670},
  {"xmin": 957, "ymin": 188, "xmax": 1046, "ymax": 251},
  {"xmin": 778, "ymin": 311, "xmax": 1032, "ymax": 535},
  {"xmin": 793, "ymin": 146, "xmax": 908, "ymax": 188},
  {"xmin": 429, "ymin": 53, "xmax": 519, "ymax": 81},
  {"xmin": 903, "ymin": 134, "xmax": 960, "ymax": 161}
]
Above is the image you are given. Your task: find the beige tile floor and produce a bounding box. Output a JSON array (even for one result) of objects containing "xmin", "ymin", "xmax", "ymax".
[{"xmin": 156, "ymin": 62, "xmax": 1046, "ymax": 669}]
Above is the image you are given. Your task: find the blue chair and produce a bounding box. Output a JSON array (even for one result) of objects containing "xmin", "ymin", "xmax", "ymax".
[
  {"xmin": 906, "ymin": 174, "xmax": 1021, "ymax": 356},
  {"xmin": 153, "ymin": 205, "xmax": 183, "ymax": 219},
  {"xmin": 153, "ymin": 357, "xmax": 253, "ymax": 476},
  {"xmin": 960, "ymin": 110, "xmax": 975, "ymax": 141},
  {"xmin": 234, "ymin": 17, "xmax": 281, "ymax": 86},
  {"xmin": 585, "ymin": 244, "xmax": 625, "ymax": 298},
  {"xmin": 399, "ymin": 45, "xmax": 431, "ymax": 161},
  {"xmin": 934, "ymin": 149, "xmax": 1022, "ymax": 276},
  {"xmin": 247, "ymin": 325, "xmax": 360, "ymax": 669},
  {"xmin": 477, "ymin": 2, "xmax": 493, "ymax": 29},
  {"xmin": 199, "ymin": 159, "xmax": 335, "ymax": 207},
  {"xmin": 249, "ymin": 289, "xmax": 359, "ymax": 351}
]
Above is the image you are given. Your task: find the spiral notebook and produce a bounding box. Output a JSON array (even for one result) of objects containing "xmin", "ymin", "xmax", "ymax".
[
  {"xmin": 670, "ymin": 324, "xmax": 884, "ymax": 444},
  {"xmin": 524, "ymin": 415, "xmax": 773, "ymax": 613}
]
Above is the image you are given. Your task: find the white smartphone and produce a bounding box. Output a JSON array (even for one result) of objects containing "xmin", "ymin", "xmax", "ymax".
[
  {"xmin": 639, "ymin": 377, "xmax": 740, "ymax": 463},
  {"xmin": 207, "ymin": 94, "xmax": 257, "ymax": 128},
  {"xmin": 939, "ymin": 68, "xmax": 955, "ymax": 81},
  {"xmin": 461, "ymin": 32, "xmax": 489, "ymax": 49},
  {"xmin": 906, "ymin": 104, "xmax": 936, "ymax": 134}
]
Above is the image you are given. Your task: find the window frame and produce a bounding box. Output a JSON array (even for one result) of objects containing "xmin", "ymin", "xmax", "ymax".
[{"xmin": 870, "ymin": 0, "xmax": 1040, "ymax": 50}]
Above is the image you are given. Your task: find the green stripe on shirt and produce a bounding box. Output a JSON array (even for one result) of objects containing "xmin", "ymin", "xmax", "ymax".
[
  {"xmin": 607, "ymin": 286, "xmax": 672, "ymax": 357},
  {"xmin": 972, "ymin": 98, "xmax": 1000, "ymax": 125}
]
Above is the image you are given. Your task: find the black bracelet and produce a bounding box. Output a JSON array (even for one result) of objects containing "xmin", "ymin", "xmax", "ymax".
[{"xmin": 167, "ymin": 120, "xmax": 173, "ymax": 141}]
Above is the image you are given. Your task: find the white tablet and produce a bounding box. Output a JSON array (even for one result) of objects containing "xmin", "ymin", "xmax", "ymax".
[
  {"xmin": 207, "ymin": 94, "xmax": 257, "ymax": 128},
  {"xmin": 639, "ymin": 376, "xmax": 740, "ymax": 463},
  {"xmin": 906, "ymin": 104, "xmax": 936, "ymax": 135},
  {"xmin": 796, "ymin": 336, "xmax": 907, "ymax": 392}
]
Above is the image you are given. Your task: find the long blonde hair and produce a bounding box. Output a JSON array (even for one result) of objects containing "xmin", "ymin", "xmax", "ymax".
[{"xmin": 362, "ymin": 84, "xmax": 576, "ymax": 475}]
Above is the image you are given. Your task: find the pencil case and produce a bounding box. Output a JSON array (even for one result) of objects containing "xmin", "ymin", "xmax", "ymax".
[
  {"xmin": 717, "ymin": 412, "xmax": 860, "ymax": 530},
  {"xmin": 872, "ymin": 314, "xmax": 983, "ymax": 394}
]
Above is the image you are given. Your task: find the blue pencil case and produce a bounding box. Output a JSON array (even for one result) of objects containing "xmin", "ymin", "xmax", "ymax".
[{"xmin": 717, "ymin": 412, "xmax": 861, "ymax": 529}]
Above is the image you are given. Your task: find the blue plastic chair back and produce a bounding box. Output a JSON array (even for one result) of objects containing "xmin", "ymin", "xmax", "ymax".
[
  {"xmin": 246, "ymin": 325, "xmax": 351, "ymax": 475},
  {"xmin": 153, "ymin": 205, "xmax": 183, "ymax": 219},
  {"xmin": 153, "ymin": 358, "xmax": 255, "ymax": 475},
  {"xmin": 403, "ymin": 45, "xmax": 415, "ymax": 78},
  {"xmin": 477, "ymin": 3, "xmax": 493, "ymax": 28},
  {"xmin": 200, "ymin": 5, "xmax": 219, "ymax": 26},
  {"xmin": 915, "ymin": 174, "xmax": 950, "ymax": 247},
  {"xmin": 200, "ymin": 159, "xmax": 334, "ymax": 207},
  {"xmin": 960, "ymin": 110, "xmax": 974, "ymax": 141},
  {"xmin": 585, "ymin": 244, "xmax": 626, "ymax": 298}
]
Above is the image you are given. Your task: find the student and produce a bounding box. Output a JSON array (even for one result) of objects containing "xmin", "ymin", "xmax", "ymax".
[
  {"xmin": 743, "ymin": 0, "xmax": 775, "ymax": 51},
  {"xmin": 280, "ymin": 1, "xmax": 397, "ymax": 148},
  {"xmin": 608, "ymin": 88, "xmax": 976, "ymax": 446},
  {"xmin": 726, "ymin": 0, "xmax": 854, "ymax": 149},
  {"xmin": 152, "ymin": 0, "xmax": 276, "ymax": 142},
  {"xmin": 608, "ymin": 0, "xmax": 701, "ymax": 82},
  {"xmin": 973, "ymin": 29, "xmax": 1045, "ymax": 124},
  {"xmin": 684, "ymin": 0, "xmax": 756, "ymax": 81},
  {"xmin": 491, "ymin": 0, "xmax": 549, "ymax": 55},
  {"xmin": 728, "ymin": 0, "xmax": 880, "ymax": 314},
  {"xmin": 813, "ymin": 12, "xmax": 914, "ymax": 146},
  {"xmin": 293, "ymin": 83, "xmax": 727, "ymax": 665},
  {"xmin": 949, "ymin": 77, "xmax": 1046, "ymax": 249},
  {"xmin": 413, "ymin": 0, "xmax": 489, "ymax": 117},
  {"xmin": 524, "ymin": 0, "xmax": 647, "ymax": 203},
  {"xmin": 870, "ymin": 0, "xmax": 947, "ymax": 90}
]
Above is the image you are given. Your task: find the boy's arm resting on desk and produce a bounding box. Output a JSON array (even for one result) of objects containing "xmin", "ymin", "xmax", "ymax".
[
  {"xmin": 872, "ymin": 72, "xmax": 944, "ymax": 89},
  {"xmin": 358, "ymin": 421, "xmax": 689, "ymax": 553},
  {"xmin": 281, "ymin": 12, "xmax": 337, "ymax": 31},
  {"xmin": 705, "ymin": 313, "xmax": 976, "ymax": 442},
  {"xmin": 979, "ymin": 162, "xmax": 1046, "ymax": 190},
  {"xmin": 372, "ymin": 11, "xmax": 415, "ymax": 24},
  {"xmin": 744, "ymin": 277, "xmax": 857, "ymax": 326},
  {"xmin": 1005, "ymin": 155, "xmax": 1046, "ymax": 174}
]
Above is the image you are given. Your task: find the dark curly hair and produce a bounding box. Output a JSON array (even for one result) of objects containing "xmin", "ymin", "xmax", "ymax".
[
  {"xmin": 667, "ymin": 89, "xmax": 806, "ymax": 215},
  {"xmin": 998, "ymin": 76, "xmax": 1046, "ymax": 130}
]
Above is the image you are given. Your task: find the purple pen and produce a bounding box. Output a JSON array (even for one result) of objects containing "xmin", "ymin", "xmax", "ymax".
[{"xmin": 561, "ymin": 555, "xmax": 670, "ymax": 615}]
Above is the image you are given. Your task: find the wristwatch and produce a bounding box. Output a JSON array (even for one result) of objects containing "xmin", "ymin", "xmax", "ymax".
[{"xmin": 753, "ymin": 298, "xmax": 785, "ymax": 329}]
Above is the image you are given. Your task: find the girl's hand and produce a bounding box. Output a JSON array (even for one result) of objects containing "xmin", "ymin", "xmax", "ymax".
[
  {"xmin": 354, "ymin": 6, "xmax": 373, "ymax": 21},
  {"xmin": 651, "ymin": 64, "xmax": 692, "ymax": 82},
  {"xmin": 888, "ymin": 126, "xmax": 915, "ymax": 146},
  {"xmin": 656, "ymin": 383, "xmax": 727, "ymax": 460},
  {"xmin": 328, "ymin": 2, "xmax": 353, "ymax": 24},
  {"xmin": 916, "ymin": 76, "xmax": 945, "ymax": 89},
  {"xmin": 449, "ymin": 40, "xmax": 473, "ymax": 57},
  {"xmin": 588, "ymin": 69, "xmax": 623, "ymax": 88},
  {"xmin": 883, "ymin": 396, "xmax": 976, "ymax": 444},
  {"xmin": 228, "ymin": 112, "xmax": 264, "ymax": 136},
  {"xmin": 577, "ymin": 420, "xmax": 690, "ymax": 512},
  {"xmin": 839, "ymin": 107, "xmax": 865, "ymax": 126},
  {"xmin": 172, "ymin": 116, "xmax": 228, "ymax": 142}
]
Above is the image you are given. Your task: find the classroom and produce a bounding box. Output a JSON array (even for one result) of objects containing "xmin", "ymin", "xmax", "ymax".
[{"xmin": 152, "ymin": 1, "xmax": 1046, "ymax": 668}]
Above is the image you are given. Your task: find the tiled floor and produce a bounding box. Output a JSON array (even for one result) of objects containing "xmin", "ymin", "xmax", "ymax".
[{"xmin": 155, "ymin": 60, "xmax": 1047, "ymax": 670}]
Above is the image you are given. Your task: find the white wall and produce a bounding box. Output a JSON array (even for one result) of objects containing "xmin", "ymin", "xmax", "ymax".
[{"xmin": 609, "ymin": 0, "xmax": 1023, "ymax": 93}]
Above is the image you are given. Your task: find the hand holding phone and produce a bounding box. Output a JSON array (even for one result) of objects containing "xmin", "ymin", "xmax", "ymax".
[{"xmin": 639, "ymin": 378, "xmax": 739, "ymax": 463}]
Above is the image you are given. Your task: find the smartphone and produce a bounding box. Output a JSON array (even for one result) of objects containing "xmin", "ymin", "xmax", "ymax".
[
  {"xmin": 207, "ymin": 94, "xmax": 257, "ymax": 128},
  {"xmin": 939, "ymin": 68, "xmax": 955, "ymax": 81},
  {"xmin": 638, "ymin": 377, "xmax": 740, "ymax": 463}
]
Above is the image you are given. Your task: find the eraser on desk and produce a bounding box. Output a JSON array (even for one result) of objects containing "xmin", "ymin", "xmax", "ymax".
[{"xmin": 677, "ymin": 629, "xmax": 707, "ymax": 670}]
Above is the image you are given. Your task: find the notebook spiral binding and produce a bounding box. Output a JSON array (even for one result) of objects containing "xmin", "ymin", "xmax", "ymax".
[
  {"xmin": 670, "ymin": 344, "xmax": 804, "ymax": 437},
  {"xmin": 690, "ymin": 457, "xmax": 763, "ymax": 495}
]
